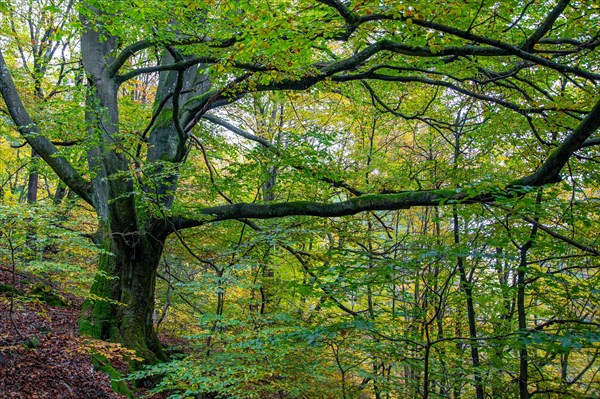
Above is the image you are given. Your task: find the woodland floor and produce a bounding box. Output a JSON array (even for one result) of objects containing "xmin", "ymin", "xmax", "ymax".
[{"xmin": 0, "ymin": 266, "xmax": 166, "ymax": 399}]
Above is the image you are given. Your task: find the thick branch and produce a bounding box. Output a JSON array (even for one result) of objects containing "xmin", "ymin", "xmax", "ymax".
[
  {"xmin": 168, "ymin": 188, "xmax": 462, "ymax": 231},
  {"xmin": 409, "ymin": 16, "xmax": 600, "ymax": 81},
  {"xmin": 514, "ymin": 97, "xmax": 600, "ymax": 186},
  {"xmin": 316, "ymin": 0, "xmax": 356, "ymax": 23},
  {"xmin": 116, "ymin": 56, "xmax": 216, "ymax": 84},
  {"xmin": 352, "ymin": 11, "xmax": 600, "ymax": 80},
  {"xmin": 106, "ymin": 39, "xmax": 155, "ymax": 78},
  {"xmin": 107, "ymin": 36, "xmax": 236, "ymax": 79},
  {"xmin": 522, "ymin": 0, "xmax": 570, "ymax": 51},
  {"xmin": 0, "ymin": 49, "xmax": 93, "ymax": 205},
  {"xmin": 165, "ymin": 97, "xmax": 600, "ymax": 232}
]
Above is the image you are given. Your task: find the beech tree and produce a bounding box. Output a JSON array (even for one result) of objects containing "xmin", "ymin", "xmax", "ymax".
[{"xmin": 1, "ymin": 0, "xmax": 599, "ymax": 365}]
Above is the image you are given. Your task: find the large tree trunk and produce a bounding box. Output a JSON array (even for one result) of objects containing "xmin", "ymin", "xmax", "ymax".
[
  {"xmin": 76, "ymin": 4, "xmax": 208, "ymax": 362},
  {"xmin": 76, "ymin": 7, "xmax": 168, "ymax": 362},
  {"xmin": 80, "ymin": 224, "xmax": 167, "ymax": 362}
]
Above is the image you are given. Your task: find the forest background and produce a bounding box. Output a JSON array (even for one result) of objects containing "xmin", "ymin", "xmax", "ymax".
[{"xmin": 0, "ymin": 1, "xmax": 599, "ymax": 398}]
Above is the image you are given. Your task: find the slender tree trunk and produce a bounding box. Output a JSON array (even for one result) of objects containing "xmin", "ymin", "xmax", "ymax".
[
  {"xmin": 25, "ymin": 149, "xmax": 40, "ymax": 256},
  {"xmin": 26, "ymin": 150, "xmax": 39, "ymax": 204},
  {"xmin": 422, "ymin": 341, "xmax": 431, "ymax": 399},
  {"xmin": 453, "ymin": 206, "xmax": 485, "ymax": 399},
  {"xmin": 516, "ymin": 190, "xmax": 541, "ymax": 399},
  {"xmin": 517, "ymin": 249, "xmax": 529, "ymax": 399}
]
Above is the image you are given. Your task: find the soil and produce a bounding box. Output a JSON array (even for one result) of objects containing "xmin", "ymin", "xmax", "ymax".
[{"xmin": 0, "ymin": 266, "xmax": 166, "ymax": 399}]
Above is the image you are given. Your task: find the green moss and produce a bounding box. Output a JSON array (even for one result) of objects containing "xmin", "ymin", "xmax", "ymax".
[
  {"xmin": 92, "ymin": 354, "xmax": 134, "ymax": 398},
  {"xmin": 24, "ymin": 337, "xmax": 41, "ymax": 349},
  {"xmin": 80, "ymin": 230, "xmax": 166, "ymax": 368},
  {"xmin": 79, "ymin": 275, "xmax": 119, "ymax": 340},
  {"xmin": 80, "ymin": 239, "xmax": 119, "ymax": 340},
  {"xmin": 154, "ymin": 108, "xmax": 173, "ymax": 128},
  {"xmin": 0, "ymin": 283, "xmax": 24, "ymax": 296},
  {"xmin": 119, "ymin": 313, "xmax": 162, "ymax": 366},
  {"xmin": 30, "ymin": 285, "xmax": 68, "ymax": 307}
]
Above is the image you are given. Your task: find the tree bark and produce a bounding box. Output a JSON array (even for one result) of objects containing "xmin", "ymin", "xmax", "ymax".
[
  {"xmin": 80, "ymin": 223, "xmax": 167, "ymax": 362},
  {"xmin": 76, "ymin": 5, "xmax": 169, "ymax": 362}
]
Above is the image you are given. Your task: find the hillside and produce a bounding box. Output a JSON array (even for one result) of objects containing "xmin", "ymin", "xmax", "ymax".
[{"xmin": 0, "ymin": 267, "xmax": 132, "ymax": 399}]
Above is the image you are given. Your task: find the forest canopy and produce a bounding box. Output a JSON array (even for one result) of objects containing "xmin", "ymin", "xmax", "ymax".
[{"xmin": 0, "ymin": 0, "xmax": 599, "ymax": 398}]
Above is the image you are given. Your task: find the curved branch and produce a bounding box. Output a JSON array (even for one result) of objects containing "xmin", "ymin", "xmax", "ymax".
[
  {"xmin": 316, "ymin": 0, "xmax": 357, "ymax": 24},
  {"xmin": 0, "ymin": 50, "xmax": 93, "ymax": 206},
  {"xmin": 116, "ymin": 56, "xmax": 216, "ymax": 84},
  {"xmin": 411, "ymin": 17, "xmax": 600, "ymax": 81},
  {"xmin": 169, "ymin": 188, "xmax": 466, "ymax": 231},
  {"xmin": 334, "ymin": 71, "xmax": 534, "ymax": 114},
  {"xmin": 106, "ymin": 39, "xmax": 155, "ymax": 78},
  {"xmin": 514, "ymin": 97, "xmax": 600, "ymax": 186},
  {"xmin": 202, "ymin": 113, "xmax": 273, "ymax": 148},
  {"xmin": 107, "ymin": 35, "xmax": 237, "ymax": 79},
  {"xmin": 489, "ymin": 203, "xmax": 600, "ymax": 256},
  {"xmin": 353, "ymin": 11, "xmax": 600, "ymax": 80},
  {"xmin": 163, "ymin": 97, "xmax": 600, "ymax": 232}
]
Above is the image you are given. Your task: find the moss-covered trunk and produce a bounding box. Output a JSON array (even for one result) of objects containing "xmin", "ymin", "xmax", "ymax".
[
  {"xmin": 80, "ymin": 224, "xmax": 166, "ymax": 363},
  {"xmin": 116, "ymin": 229, "xmax": 165, "ymax": 361}
]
